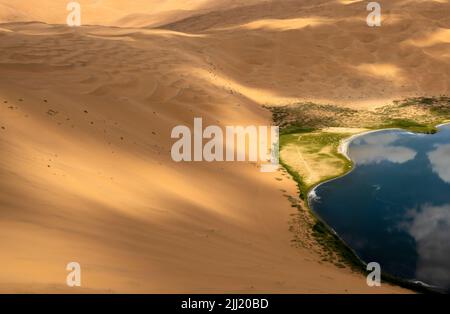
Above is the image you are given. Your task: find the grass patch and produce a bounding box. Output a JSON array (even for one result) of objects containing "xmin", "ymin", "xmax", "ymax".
[
  {"xmin": 280, "ymin": 131, "xmax": 353, "ymax": 196},
  {"xmin": 279, "ymin": 158, "xmax": 309, "ymax": 200},
  {"xmin": 280, "ymin": 125, "xmax": 316, "ymax": 135},
  {"xmin": 376, "ymin": 118, "xmax": 438, "ymax": 134},
  {"xmin": 268, "ymin": 103, "xmax": 358, "ymax": 131},
  {"xmin": 269, "ymin": 96, "xmax": 450, "ymax": 133},
  {"xmin": 312, "ymin": 220, "xmax": 364, "ymax": 272}
]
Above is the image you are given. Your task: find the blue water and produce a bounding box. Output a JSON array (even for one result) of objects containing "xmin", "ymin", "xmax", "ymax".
[{"xmin": 309, "ymin": 125, "xmax": 450, "ymax": 292}]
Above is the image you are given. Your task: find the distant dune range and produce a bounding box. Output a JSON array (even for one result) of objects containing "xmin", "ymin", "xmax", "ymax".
[{"xmin": 0, "ymin": 0, "xmax": 449, "ymax": 293}]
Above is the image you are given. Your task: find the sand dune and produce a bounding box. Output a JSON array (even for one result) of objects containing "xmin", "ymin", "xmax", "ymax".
[
  {"xmin": 0, "ymin": 0, "xmax": 264, "ymax": 27},
  {"xmin": 1, "ymin": 0, "xmax": 449, "ymax": 293}
]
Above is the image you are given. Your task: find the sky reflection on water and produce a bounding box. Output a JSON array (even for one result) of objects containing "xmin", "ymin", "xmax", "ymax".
[{"xmin": 310, "ymin": 125, "xmax": 450, "ymax": 292}]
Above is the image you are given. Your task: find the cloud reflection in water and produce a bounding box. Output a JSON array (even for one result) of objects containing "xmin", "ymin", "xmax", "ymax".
[
  {"xmin": 428, "ymin": 144, "xmax": 450, "ymax": 184},
  {"xmin": 405, "ymin": 204, "xmax": 450, "ymax": 290},
  {"xmin": 351, "ymin": 133, "xmax": 417, "ymax": 165}
]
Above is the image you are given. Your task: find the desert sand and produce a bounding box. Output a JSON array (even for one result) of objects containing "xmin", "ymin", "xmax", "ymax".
[{"xmin": 1, "ymin": 0, "xmax": 449, "ymax": 293}]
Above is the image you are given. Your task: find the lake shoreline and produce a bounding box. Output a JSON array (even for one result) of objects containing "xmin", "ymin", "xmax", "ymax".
[
  {"xmin": 339, "ymin": 122, "xmax": 450, "ymax": 161},
  {"xmin": 309, "ymin": 121, "xmax": 450, "ymax": 202},
  {"xmin": 304, "ymin": 121, "xmax": 450, "ymax": 294}
]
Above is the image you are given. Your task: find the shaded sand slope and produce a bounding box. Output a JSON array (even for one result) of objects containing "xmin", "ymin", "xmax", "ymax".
[{"xmin": 2, "ymin": 0, "xmax": 448, "ymax": 292}]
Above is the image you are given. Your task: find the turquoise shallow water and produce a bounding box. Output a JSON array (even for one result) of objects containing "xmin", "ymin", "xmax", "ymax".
[{"xmin": 309, "ymin": 125, "xmax": 450, "ymax": 292}]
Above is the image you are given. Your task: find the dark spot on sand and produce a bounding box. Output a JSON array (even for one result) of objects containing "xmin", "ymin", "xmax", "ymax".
[
  {"xmin": 47, "ymin": 109, "xmax": 58, "ymax": 116},
  {"xmin": 84, "ymin": 110, "xmax": 88, "ymax": 114}
]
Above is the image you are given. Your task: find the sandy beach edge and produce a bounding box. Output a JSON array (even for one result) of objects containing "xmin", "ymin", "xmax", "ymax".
[{"xmin": 309, "ymin": 121, "xmax": 450, "ymax": 201}]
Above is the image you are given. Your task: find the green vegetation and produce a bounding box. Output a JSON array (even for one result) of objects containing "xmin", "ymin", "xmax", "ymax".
[
  {"xmin": 280, "ymin": 131, "xmax": 352, "ymax": 199},
  {"xmin": 268, "ymin": 96, "xmax": 450, "ymax": 133},
  {"xmin": 268, "ymin": 103, "xmax": 358, "ymax": 131},
  {"xmin": 279, "ymin": 125, "xmax": 316, "ymax": 136},
  {"xmin": 375, "ymin": 118, "xmax": 438, "ymax": 134},
  {"xmin": 312, "ymin": 220, "xmax": 363, "ymax": 271},
  {"xmin": 279, "ymin": 159, "xmax": 308, "ymax": 200}
]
